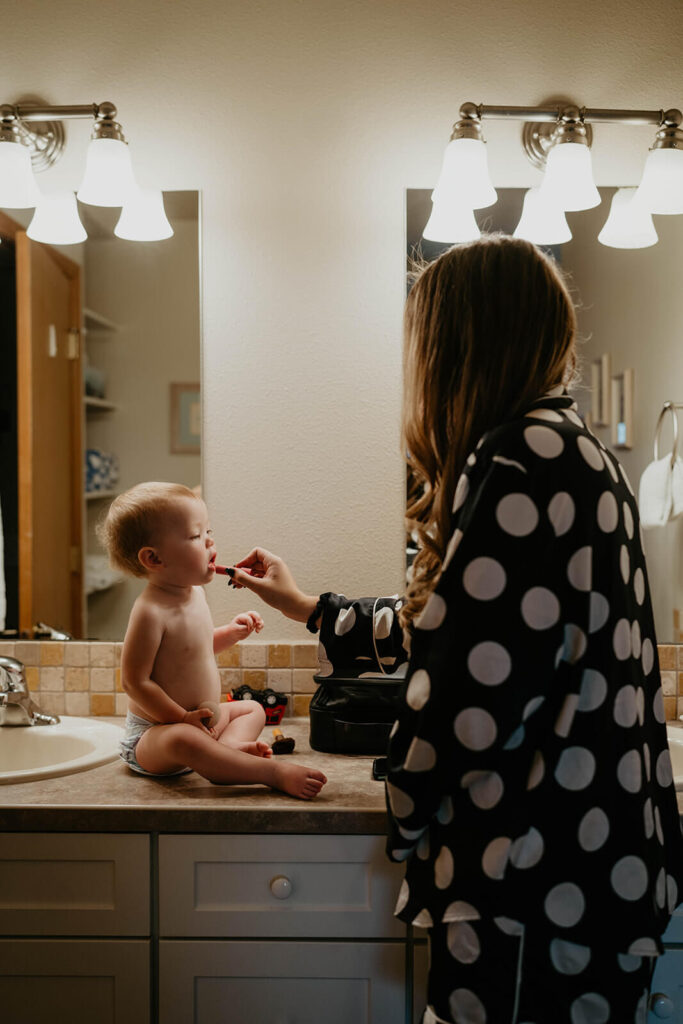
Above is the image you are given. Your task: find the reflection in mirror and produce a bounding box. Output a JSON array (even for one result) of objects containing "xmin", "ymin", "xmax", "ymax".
[
  {"xmin": 407, "ymin": 188, "xmax": 683, "ymax": 641},
  {"xmin": 0, "ymin": 191, "xmax": 200, "ymax": 641}
]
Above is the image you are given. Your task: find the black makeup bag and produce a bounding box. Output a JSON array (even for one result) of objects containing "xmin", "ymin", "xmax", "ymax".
[{"xmin": 308, "ymin": 670, "xmax": 406, "ymax": 755}]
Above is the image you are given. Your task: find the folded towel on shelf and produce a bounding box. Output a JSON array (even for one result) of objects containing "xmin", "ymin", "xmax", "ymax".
[
  {"xmin": 638, "ymin": 454, "xmax": 683, "ymax": 528},
  {"xmin": 85, "ymin": 554, "xmax": 124, "ymax": 596}
]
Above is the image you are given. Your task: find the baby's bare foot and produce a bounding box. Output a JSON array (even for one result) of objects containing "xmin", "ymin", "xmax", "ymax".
[
  {"xmin": 234, "ymin": 740, "xmax": 273, "ymax": 759},
  {"xmin": 272, "ymin": 763, "xmax": 327, "ymax": 800}
]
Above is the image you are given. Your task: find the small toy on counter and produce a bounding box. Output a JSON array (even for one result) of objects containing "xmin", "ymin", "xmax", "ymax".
[
  {"xmin": 231, "ymin": 685, "xmax": 288, "ymax": 726},
  {"xmin": 271, "ymin": 728, "xmax": 296, "ymax": 754}
]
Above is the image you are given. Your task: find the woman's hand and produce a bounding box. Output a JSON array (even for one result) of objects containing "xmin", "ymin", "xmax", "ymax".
[{"xmin": 229, "ymin": 548, "xmax": 318, "ymax": 623}]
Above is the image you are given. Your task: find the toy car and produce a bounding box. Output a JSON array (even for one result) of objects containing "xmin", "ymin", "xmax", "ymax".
[{"xmin": 230, "ymin": 685, "xmax": 288, "ymax": 725}]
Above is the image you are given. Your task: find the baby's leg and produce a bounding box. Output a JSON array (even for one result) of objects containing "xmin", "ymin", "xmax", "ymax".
[
  {"xmin": 135, "ymin": 722, "xmax": 327, "ymax": 799},
  {"xmin": 215, "ymin": 699, "xmax": 271, "ymax": 758}
]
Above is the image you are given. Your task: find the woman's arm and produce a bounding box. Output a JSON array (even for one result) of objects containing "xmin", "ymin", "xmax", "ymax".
[{"xmin": 121, "ymin": 602, "xmax": 214, "ymax": 731}]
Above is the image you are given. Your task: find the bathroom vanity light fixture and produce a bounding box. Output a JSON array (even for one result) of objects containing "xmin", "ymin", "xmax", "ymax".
[
  {"xmin": 513, "ymin": 187, "xmax": 572, "ymax": 245},
  {"xmin": 597, "ymin": 188, "xmax": 658, "ymax": 249},
  {"xmin": 0, "ymin": 99, "xmax": 172, "ymax": 243},
  {"xmin": 425, "ymin": 101, "xmax": 683, "ymax": 247}
]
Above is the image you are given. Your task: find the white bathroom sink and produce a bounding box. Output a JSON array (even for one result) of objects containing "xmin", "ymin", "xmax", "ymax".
[
  {"xmin": 0, "ymin": 716, "xmax": 123, "ymax": 784},
  {"xmin": 667, "ymin": 725, "xmax": 683, "ymax": 790}
]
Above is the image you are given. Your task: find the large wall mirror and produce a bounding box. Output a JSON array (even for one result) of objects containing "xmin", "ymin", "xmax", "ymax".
[
  {"xmin": 0, "ymin": 191, "xmax": 200, "ymax": 642},
  {"xmin": 407, "ymin": 188, "xmax": 683, "ymax": 642}
]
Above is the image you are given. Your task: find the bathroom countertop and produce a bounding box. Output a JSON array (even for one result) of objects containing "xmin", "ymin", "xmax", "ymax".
[{"xmin": 0, "ymin": 718, "xmax": 390, "ymax": 834}]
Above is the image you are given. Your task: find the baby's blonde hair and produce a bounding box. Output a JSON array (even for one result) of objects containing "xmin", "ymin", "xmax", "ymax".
[{"xmin": 97, "ymin": 481, "xmax": 199, "ymax": 578}]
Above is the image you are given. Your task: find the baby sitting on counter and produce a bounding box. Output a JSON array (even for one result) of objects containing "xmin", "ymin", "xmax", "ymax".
[{"xmin": 97, "ymin": 482, "xmax": 327, "ymax": 800}]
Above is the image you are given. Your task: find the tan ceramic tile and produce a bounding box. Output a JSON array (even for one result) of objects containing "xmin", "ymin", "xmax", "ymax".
[
  {"xmin": 293, "ymin": 695, "xmax": 312, "ymax": 716},
  {"xmin": 267, "ymin": 669, "xmax": 292, "ymax": 693},
  {"xmin": 115, "ymin": 693, "xmax": 127, "ymax": 716},
  {"xmin": 25, "ymin": 666, "xmax": 39, "ymax": 691},
  {"xmin": 90, "ymin": 693, "xmax": 115, "ymax": 716},
  {"xmin": 664, "ymin": 696, "xmax": 677, "ymax": 721},
  {"xmin": 677, "ymin": 647, "xmax": 683, "ymax": 670},
  {"xmin": 658, "ymin": 645, "xmax": 675, "ymax": 670},
  {"xmin": 241, "ymin": 644, "xmax": 266, "ymax": 667},
  {"xmin": 40, "ymin": 642, "xmax": 65, "ymax": 666},
  {"xmin": 242, "ymin": 669, "xmax": 267, "ymax": 689},
  {"xmin": 39, "ymin": 692, "xmax": 65, "ymax": 716},
  {"xmin": 268, "ymin": 644, "xmax": 291, "ymax": 668},
  {"xmin": 90, "ymin": 643, "xmax": 115, "ymax": 668},
  {"xmin": 292, "ymin": 644, "xmax": 319, "ymax": 668},
  {"xmin": 65, "ymin": 692, "xmax": 90, "ymax": 716},
  {"xmin": 0, "ymin": 641, "xmax": 15, "ymax": 657},
  {"xmin": 39, "ymin": 667, "xmax": 64, "ymax": 691},
  {"xmin": 292, "ymin": 668, "xmax": 317, "ymax": 694},
  {"xmin": 15, "ymin": 642, "xmax": 40, "ymax": 666},
  {"xmin": 661, "ymin": 671, "xmax": 676, "ymax": 697},
  {"xmin": 64, "ymin": 642, "xmax": 90, "ymax": 667},
  {"xmin": 115, "ymin": 643, "xmax": 123, "ymax": 666},
  {"xmin": 115, "ymin": 668, "xmax": 124, "ymax": 692},
  {"xmin": 219, "ymin": 668, "xmax": 241, "ymax": 693},
  {"xmin": 217, "ymin": 647, "xmax": 240, "ymax": 667},
  {"xmin": 90, "ymin": 668, "xmax": 114, "ymax": 692},
  {"xmin": 65, "ymin": 667, "xmax": 89, "ymax": 692}
]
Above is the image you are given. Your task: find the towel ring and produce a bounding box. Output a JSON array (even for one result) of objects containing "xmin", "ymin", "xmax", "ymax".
[{"xmin": 654, "ymin": 402, "xmax": 680, "ymax": 467}]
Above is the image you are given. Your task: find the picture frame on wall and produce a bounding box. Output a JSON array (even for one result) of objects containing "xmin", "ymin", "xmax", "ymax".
[
  {"xmin": 170, "ymin": 382, "xmax": 201, "ymax": 455},
  {"xmin": 611, "ymin": 369, "xmax": 634, "ymax": 449},
  {"xmin": 590, "ymin": 354, "xmax": 612, "ymax": 427}
]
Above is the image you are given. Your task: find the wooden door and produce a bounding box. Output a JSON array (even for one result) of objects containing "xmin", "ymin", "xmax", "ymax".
[{"xmin": 15, "ymin": 230, "xmax": 83, "ymax": 636}]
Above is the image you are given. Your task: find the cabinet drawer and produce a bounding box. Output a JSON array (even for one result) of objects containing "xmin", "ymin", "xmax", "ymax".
[
  {"xmin": 0, "ymin": 938, "xmax": 149, "ymax": 1024},
  {"xmin": 159, "ymin": 939, "xmax": 404, "ymax": 1024},
  {"xmin": 0, "ymin": 833, "xmax": 149, "ymax": 935},
  {"xmin": 159, "ymin": 834, "xmax": 404, "ymax": 938}
]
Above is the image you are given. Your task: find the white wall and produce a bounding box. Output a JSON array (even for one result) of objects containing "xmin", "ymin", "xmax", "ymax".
[{"xmin": 8, "ymin": 0, "xmax": 681, "ymax": 638}]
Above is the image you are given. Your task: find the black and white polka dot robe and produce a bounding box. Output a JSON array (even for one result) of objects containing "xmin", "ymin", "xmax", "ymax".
[{"xmin": 311, "ymin": 392, "xmax": 683, "ymax": 953}]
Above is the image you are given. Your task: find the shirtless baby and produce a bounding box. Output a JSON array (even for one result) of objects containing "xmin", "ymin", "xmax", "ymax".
[{"xmin": 97, "ymin": 482, "xmax": 327, "ymax": 800}]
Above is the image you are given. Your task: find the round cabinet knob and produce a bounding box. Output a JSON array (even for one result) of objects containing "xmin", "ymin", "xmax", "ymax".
[
  {"xmin": 270, "ymin": 875, "xmax": 293, "ymax": 900},
  {"xmin": 650, "ymin": 993, "xmax": 675, "ymax": 1019}
]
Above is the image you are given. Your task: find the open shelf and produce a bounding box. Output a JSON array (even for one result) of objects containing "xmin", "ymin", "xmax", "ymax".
[
  {"xmin": 84, "ymin": 308, "xmax": 119, "ymax": 332},
  {"xmin": 84, "ymin": 396, "xmax": 118, "ymax": 411},
  {"xmin": 85, "ymin": 490, "xmax": 118, "ymax": 501}
]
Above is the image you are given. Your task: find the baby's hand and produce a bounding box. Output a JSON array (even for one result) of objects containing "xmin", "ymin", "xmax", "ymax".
[
  {"xmin": 230, "ymin": 611, "xmax": 264, "ymax": 639},
  {"xmin": 182, "ymin": 708, "xmax": 216, "ymax": 737}
]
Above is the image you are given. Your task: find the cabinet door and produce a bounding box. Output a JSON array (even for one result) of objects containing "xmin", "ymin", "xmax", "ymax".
[
  {"xmin": 0, "ymin": 833, "xmax": 149, "ymax": 935},
  {"xmin": 159, "ymin": 834, "xmax": 404, "ymax": 938},
  {"xmin": 649, "ymin": 949, "xmax": 683, "ymax": 1022},
  {"xmin": 0, "ymin": 939, "xmax": 149, "ymax": 1024},
  {"xmin": 159, "ymin": 940, "xmax": 404, "ymax": 1024}
]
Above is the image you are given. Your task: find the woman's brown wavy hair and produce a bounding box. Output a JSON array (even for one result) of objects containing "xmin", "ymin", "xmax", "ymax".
[{"xmin": 400, "ymin": 234, "xmax": 578, "ymax": 629}]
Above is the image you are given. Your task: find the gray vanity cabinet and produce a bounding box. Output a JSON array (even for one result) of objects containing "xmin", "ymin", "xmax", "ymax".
[{"xmin": 0, "ymin": 833, "xmax": 150, "ymax": 1024}]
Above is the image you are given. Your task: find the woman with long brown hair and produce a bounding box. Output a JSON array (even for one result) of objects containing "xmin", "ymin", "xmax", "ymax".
[{"xmin": 229, "ymin": 235, "xmax": 683, "ymax": 1023}]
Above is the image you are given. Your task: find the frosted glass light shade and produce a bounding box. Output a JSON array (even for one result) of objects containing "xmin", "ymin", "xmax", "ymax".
[
  {"xmin": 433, "ymin": 138, "xmax": 497, "ymax": 211},
  {"xmin": 635, "ymin": 148, "xmax": 683, "ymax": 215},
  {"xmin": 513, "ymin": 187, "xmax": 572, "ymax": 245},
  {"xmin": 0, "ymin": 141, "xmax": 40, "ymax": 208},
  {"xmin": 27, "ymin": 192, "xmax": 87, "ymax": 245},
  {"xmin": 423, "ymin": 194, "xmax": 480, "ymax": 243},
  {"xmin": 539, "ymin": 143, "xmax": 601, "ymax": 212},
  {"xmin": 114, "ymin": 186, "xmax": 173, "ymax": 241},
  {"xmin": 77, "ymin": 137, "xmax": 136, "ymax": 207},
  {"xmin": 598, "ymin": 187, "xmax": 658, "ymax": 249}
]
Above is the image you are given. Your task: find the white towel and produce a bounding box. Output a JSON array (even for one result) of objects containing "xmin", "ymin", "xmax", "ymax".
[{"xmin": 638, "ymin": 455, "xmax": 683, "ymax": 528}]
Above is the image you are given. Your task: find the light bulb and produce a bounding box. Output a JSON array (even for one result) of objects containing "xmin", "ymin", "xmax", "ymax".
[
  {"xmin": 423, "ymin": 194, "xmax": 480, "ymax": 243},
  {"xmin": 598, "ymin": 188, "xmax": 658, "ymax": 249},
  {"xmin": 433, "ymin": 137, "xmax": 497, "ymax": 211},
  {"xmin": 77, "ymin": 137, "xmax": 136, "ymax": 207},
  {"xmin": 635, "ymin": 148, "xmax": 683, "ymax": 215},
  {"xmin": 114, "ymin": 187, "xmax": 173, "ymax": 241},
  {"xmin": 27, "ymin": 192, "xmax": 87, "ymax": 245},
  {"xmin": 0, "ymin": 140, "xmax": 40, "ymax": 208},
  {"xmin": 513, "ymin": 187, "xmax": 572, "ymax": 245},
  {"xmin": 539, "ymin": 143, "xmax": 601, "ymax": 212}
]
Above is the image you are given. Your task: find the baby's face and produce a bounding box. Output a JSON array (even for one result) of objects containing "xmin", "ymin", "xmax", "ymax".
[{"xmin": 154, "ymin": 497, "xmax": 217, "ymax": 585}]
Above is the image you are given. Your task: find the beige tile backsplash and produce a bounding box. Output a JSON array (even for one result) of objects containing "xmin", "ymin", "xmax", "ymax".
[
  {"xmin": 0, "ymin": 640, "xmax": 320, "ymax": 718},
  {"xmin": 2, "ymin": 640, "xmax": 682, "ymax": 722}
]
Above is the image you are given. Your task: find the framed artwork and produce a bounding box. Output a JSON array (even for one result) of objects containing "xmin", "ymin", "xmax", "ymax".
[
  {"xmin": 611, "ymin": 368, "xmax": 634, "ymax": 449},
  {"xmin": 590, "ymin": 354, "xmax": 612, "ymax": 427},
  {"xmin": 170, "ymin": 382, "xmax": 201, "ymax": 454}
]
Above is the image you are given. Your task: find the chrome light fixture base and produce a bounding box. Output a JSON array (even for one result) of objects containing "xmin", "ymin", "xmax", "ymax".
[
  {"xmin": 522, "ymin": 102, "xmax": 593, "ymax": 170},
  {"xmin": 1, "ymin": 98, "xmax": 66, "ymax": 173}
]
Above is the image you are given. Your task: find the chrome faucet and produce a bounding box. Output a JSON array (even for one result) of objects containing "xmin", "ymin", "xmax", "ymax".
[{"xmin": 0, "ymin": 656, "xmax": 60, "ymax": 725}]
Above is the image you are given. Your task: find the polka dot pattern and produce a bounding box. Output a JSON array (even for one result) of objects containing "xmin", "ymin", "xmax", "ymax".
[
  {"xmin": 406, "ymin": 669, "xmax": 430, "ymax": 710},
  {"xmin": 496, "ymin": 493, "xmax": 539, "ymax": 536},
  {"xmin": 415, "ymin": 594, "xmax": 446, "ymax": 631},
  {"xmin": 521, "ymin": 587, "xmax": 560, "ymax": 630},
  {"xmin": 455, "ymin": 707, "xmax": 497, "ymax": 750},
  {"xmin": 555, "ymin": 747, "xmax": 596, "ymax": 790},
  {"xmin": 467, "ymin": 642, "xmax": 511, "ymax": 686},
  {"xmin": 577, "ymin": 435, "xmax": 604, "ymax": 470},
  {"xmin": 463, "ymin": 557, "xmax": 506, "ymax": 600},
  {"xmin": 548, "ymin": 492, "xmax": 575, "ymax": 536},
  {"xmin": 545, "ymin": 882, "xmax": 585, "ymax": 927},
  {"xmin": 597, "ymin": 491, "xmax": 618, "ymax": 532},
  {"xmin": 525, "ymin": 424, "xmax": 564, "ymax": 458},
  {"xmin": 447, "ymin": 921, "xmax": 480, "ymax": 963}
]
